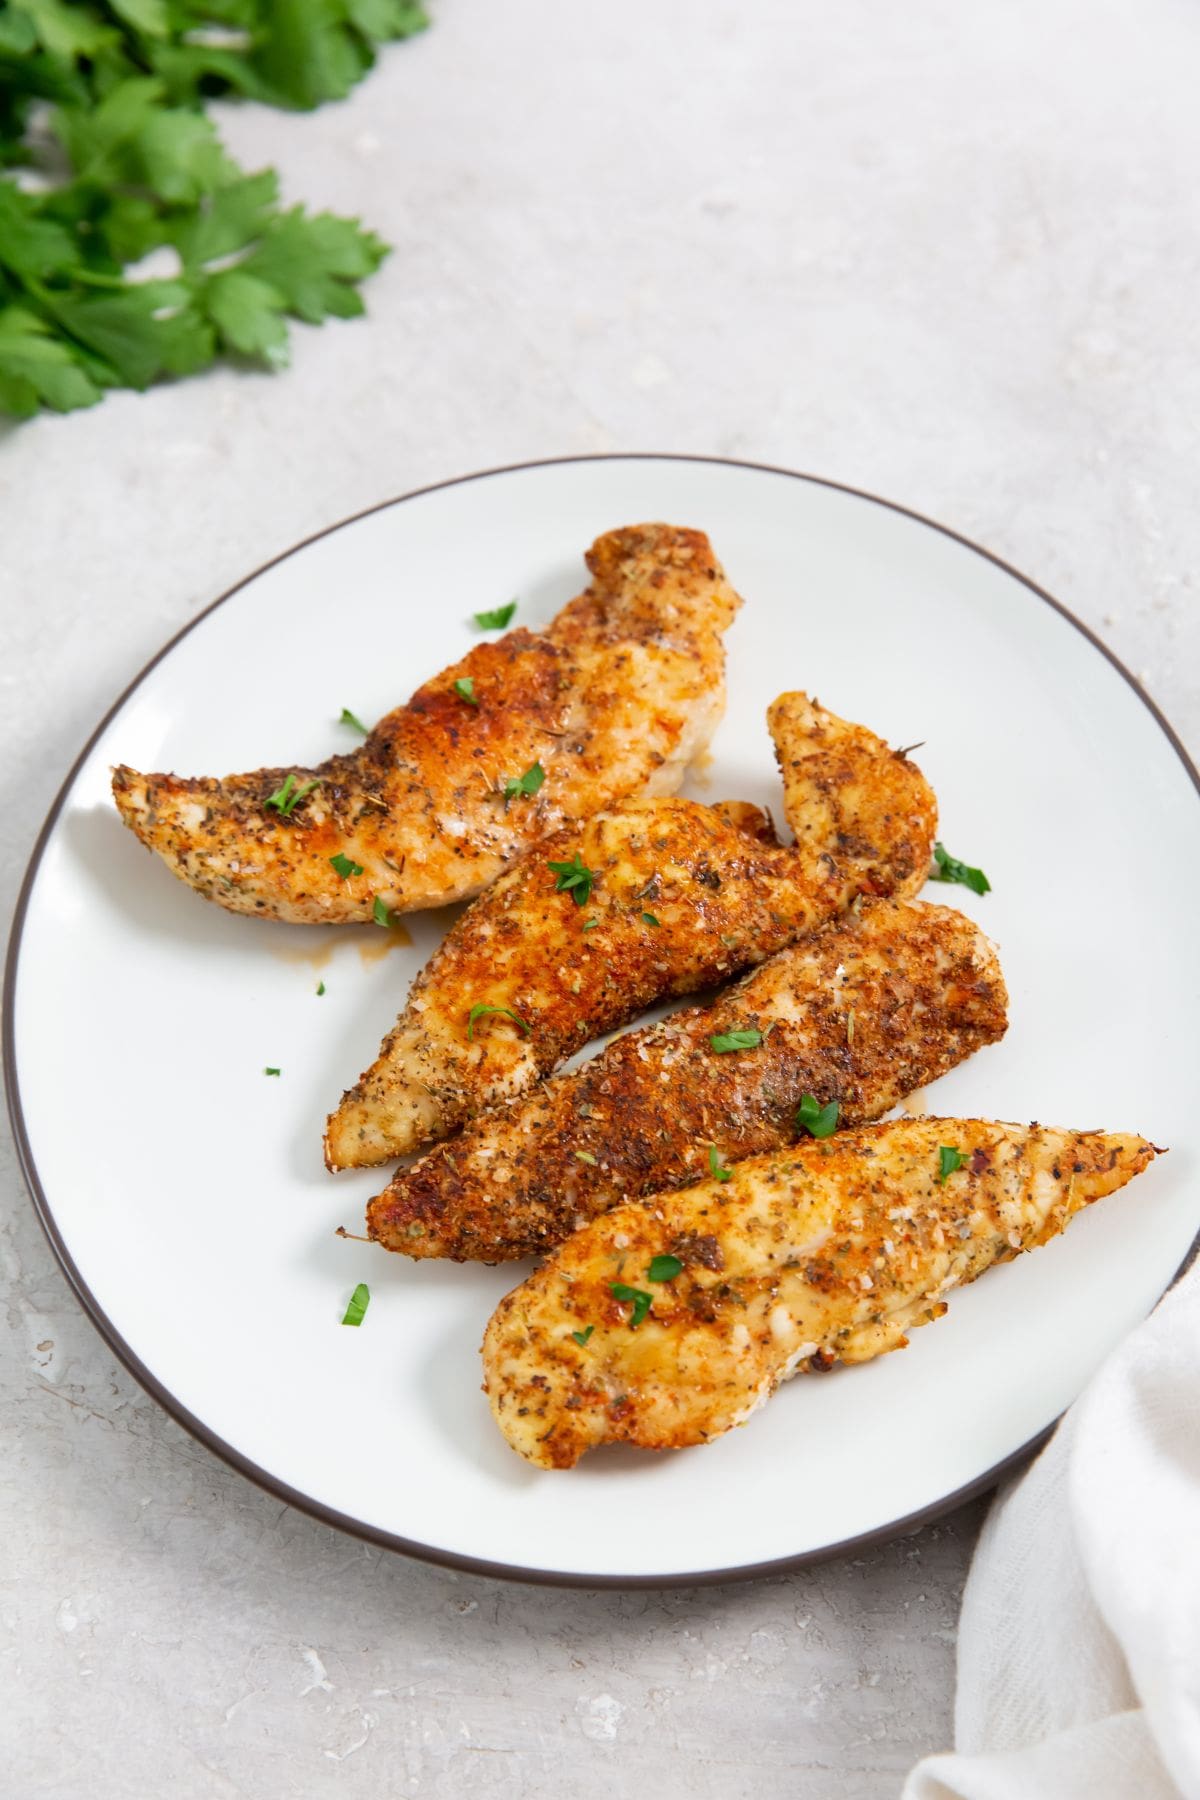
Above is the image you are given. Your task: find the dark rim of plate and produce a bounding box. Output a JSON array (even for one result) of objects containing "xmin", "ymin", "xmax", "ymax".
[{"xmin": 5, "ymin": 453, "xmax": 1199, "ymax": 1591}]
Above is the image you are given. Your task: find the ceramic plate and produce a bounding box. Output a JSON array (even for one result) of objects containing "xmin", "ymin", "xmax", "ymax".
[{"xmin": 7, "ymin": 456, "xmax": 1199, "ymax": 1587}]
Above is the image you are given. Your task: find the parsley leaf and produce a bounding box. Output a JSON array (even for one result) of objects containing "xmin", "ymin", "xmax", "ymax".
[
  {"xmin": 574, "ymin": 1149, "xmax": 597, "ymax": 1165},
  {"xmin": 610, "ymin": 1282, "xmax": 653, "ymax": 1327},
  {"xmin": 582, "ymin": 918, "xmax": 599, "ymax": 930},
  {"xmin": 339, "ymin": 707, "xmax": 368, "ymax": 735},
  {"xmin": 571, "ymin": 1325, "xmax": 594, "ymax": 1347},
  {"xmin": 329, "ymin": 851, "xmax": 364, "ymax": 879},
  {"xmin": 503, "ymin": 762, "xmax": 545, "ymax": 802},
  {"xmin": 263, "ymin": 1066, "xmax": 281, "ymax": 1076},
  {"xmin": 641, "ymin": 911, "xmax": 661, "ymax": 927},
  {"xmin": 240, "ymin": 206, "xmax": 387, "ymax": 324},
  {"xmin": 710, "ymin": 1028, "xmax": 763, "ymax": 1054},
  {"xmin": 372, "ymin": 896, "xmax": 394, "ymax": 928},
  {"xmin": 797, "ymin": 1093, "xmax": 840, "ymax": 1139},
  {"xmin": 265, "ymin": 773, "xmax": 321, "ymax": 816},
  {"xmin": 938, "ymin": 1145, "xmax": 967, "ymax": 1184},
  {"xmin": 316, "ymin": 980, "xmax": 326, "ymax": 996},
  {"xmin": 453, "ymin": 676, "xmax": 478, "ymax": 707},
  {"xmin": 647, "ymin": 1254, "xmax": 683, "ymax": 1282},
  {"xmin": 466, "ymin": 1002, "xmax": 531, "ymax": 1041},
  {"xmin": 0, "ymin": 10, "xmax": 424, "ymax": 420},
  {"xmin": 341, "ymin": 1282, "xmax": 370, "ymax": 1327},
  {"xmin": 928, "ymin": 843, "xmax": 991, "ymax": 896},
  {"xmin": 0, "ymin": 309, "xmax": 101, "ymax": 417},
  {"xmin": 708, "ymin": 1145, "xmax": 732, "ymax": 1182},
  {"xmin": 548, "ymin": 852, "xmax": 595, "ymax": 906},
  {"xmin": 474, "ymin": 600, "xmax": 517, "ymax": 630}
]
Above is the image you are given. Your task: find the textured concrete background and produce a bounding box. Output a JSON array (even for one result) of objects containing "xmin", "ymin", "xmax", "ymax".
[{"xmin": 3, "ymin": 2, "xmax": 1197, "ymax": 1794}]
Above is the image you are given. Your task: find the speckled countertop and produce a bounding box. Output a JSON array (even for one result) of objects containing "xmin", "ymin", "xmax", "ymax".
[{"xmin": 3, "ymin": 3, "xmax": 1197, "ymax": 1794}]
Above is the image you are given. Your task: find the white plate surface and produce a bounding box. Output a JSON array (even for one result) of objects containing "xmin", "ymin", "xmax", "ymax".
[{"xmin": 8, "ymin": 456, "xmax": 1200, "ymax": 1585}]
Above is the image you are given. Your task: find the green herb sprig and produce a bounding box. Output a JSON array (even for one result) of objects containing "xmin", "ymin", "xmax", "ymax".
[
  {"xmin": 503, "ymin": 763, "xmax": 545, "ymax": 803},
  {"xmin": 548, "ymin": 853, "xmax": 595, "ymax": 906},
  {"xmin": 710, "ymin": 1028, "xmax": 762, "ymax": 1054},
  {"xmin": 0, "ymin": 7, "xmax": 426, "ymax": 419},
  {"xmin": 938, "ymin": 1145, "xmax": 968, "ymax": 1183},
  {"xmin": 265, "ymin": 774, "xmax": 320, "ymax": 817},
  {"xmin": 474, "ymin": 601, "xmax": 517, "ymax": 630},
  {"xmin": 466, "ymin": 1003, "xmax": 531, "ymax": 1041},
  {"xmin": 928, "ymin": 843, "xmax": 991, "ymax": 896},
  {"xmin": 797, "ymin": 1094, "xmax": 840, "ymax": 1139},
  {"xmin": 341, "ymin": 1282, "xmax": 370, "ymax": 1327},
  {"xmin": 609, "ymin": 1282, "xmax": 653, "ymax": 1328}
]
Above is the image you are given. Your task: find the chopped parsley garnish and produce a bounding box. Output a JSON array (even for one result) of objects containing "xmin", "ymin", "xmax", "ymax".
[
  {"xmin": 503, "ymin": 762, "xmax": 545, "ymax": 803},
  {"xmin": 708, "ymin": 1145, "xmax": 732, "ymax": 1182},
  {"xmin": 571, "ymin": 1325, "xmax": 594, "ymax": 1347},
  {"xmin": 372, "ymin": 896, "xmax": 394, "ymax": 928},
  {"xmin": 329, "ymin": 852, "xmax": 364, "ymax": 879},
  {"xmin": 710, "ymin": 1028, "xmax": 763, "ymax": 1054},
  {"xmin": 263, "ymin": 1066, "xmax": 281, "ymax": 1076},
  {"xmin": 339, "ymin": 708, "xmax": 368, "ymax": 736},
  {"xmin": 938, "ymin": 1145, "xmax": 968, "ymax": 1183},
  {"xmin": 797, "ymin": 1093, "xmax": 840, "ymax": 1139},
  {"xmin": 467, "ymin": 1002, "xmax": 531, "ymax": 1041},
  {"xmin": 474, "ymin": 600, "xmax": 518, "ymax": 630},
  {"xmin": 575, "ymin": 1149, "xmax": 598, "ymax": 1165},
  {"xmin": 548, "ymin": 853, "xmax": 595, "ymax": 906},
  {"xmin": 341, "ymin": 1283, "xmax": 370, "ymax": 1327},
  {"xmin": 610, "ymin": 1282, "xmax": 653, "ymax": 1327},
  {"xmin": 641, "ymin": 911, "xmax": 661, "ymax": 927},
  {"xmin": 453, "ymin": 677, "xmax": 479, "ymax": 707},
  {"xmin": 647, "ymin": 1254, "xmax": 683, "ymax": 1282},
  {"xmin": 265, "ymin": 773, "xmax": 321, "ymax": 817},
  {"xmin": 928, "ymin": 842, "xmax": 991, "ymax": 896},
  {"xmin": 316, "ymin": 981, "xmax": 325, "ymax": 997},
  {"xmin": 582, "ymin": 918, "xmax": 600, "ymax": 931}
]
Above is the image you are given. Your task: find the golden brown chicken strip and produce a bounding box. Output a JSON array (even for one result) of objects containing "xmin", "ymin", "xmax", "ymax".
[
  {"xmin": 482, "ymin": 1119, "xmax": 1158, "ymax": 1468},
  {"xmin": 769, "ymin": 691, "xmax": 934, "ymax": 899},
  {"xmin": 366, "ymin": 897, "xmax": 1007, "ymax": 1258},
  {"xmin": 326, "ymin": 696, "xmax": 937, "ymax": 1166},
  {"xmin": 111, "ymin": 525, "xmax": 740, "ymax": 923}
]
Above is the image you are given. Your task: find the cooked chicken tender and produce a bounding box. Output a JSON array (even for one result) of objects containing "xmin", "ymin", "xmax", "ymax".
[
  {"xmin": 769, "ymin": 690, "xmax": 935, "ymax": 900},
  {"xmin": 366, "ymin": 898, "xmax": 1007, "ymax": 1258},
  {"xmin": 111, "ymin": 524, "xmax": 740, "ymax": 923},
  {"xmin": 327, "ymin": 696, "xmax": 937, "ymax": 1166},
  {"xmin": 482, "ymin": 1120, "xmax": 1159, "ymax": 1468}
]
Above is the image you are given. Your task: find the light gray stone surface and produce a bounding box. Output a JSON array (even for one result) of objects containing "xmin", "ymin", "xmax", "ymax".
[{"xmin": 3, "ymin": 2, "xmax": 1197, "ymax": 1794}]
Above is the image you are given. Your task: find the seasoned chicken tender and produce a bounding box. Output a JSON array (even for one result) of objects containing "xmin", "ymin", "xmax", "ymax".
[
  {"xmin": 482, "ymin": 1120, "xmax": 1159, "ymax": 1468},
  {"xmin": 366, "ymin": 898, "xmax": 1007, "ymax": 1258},
  {"xmin": 111, "ymin": 524, "xmax": 740, "ymax": 923},
  {"xmin": 327, "ymin": 697, "xmax": 937, "ymax": 1166},
  {"xmin": 770, "ymin": 690, "xmax": 935, "ymax": 900}
]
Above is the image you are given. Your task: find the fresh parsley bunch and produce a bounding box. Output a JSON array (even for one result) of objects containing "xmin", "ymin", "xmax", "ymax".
[{"xmin": 0, "ymin": 0, "xmax": 427, "ymax": 419}]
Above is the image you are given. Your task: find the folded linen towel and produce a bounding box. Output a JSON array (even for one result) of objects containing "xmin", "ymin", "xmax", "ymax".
[{"xmin": 903, "ymin": 1258, "xmax": 1200, "ymax": 1800}]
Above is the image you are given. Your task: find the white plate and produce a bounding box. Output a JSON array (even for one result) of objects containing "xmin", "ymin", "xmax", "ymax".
[{"xmin": 7, "ymin": 456, "xmax": 1199, "ymax": 1587}]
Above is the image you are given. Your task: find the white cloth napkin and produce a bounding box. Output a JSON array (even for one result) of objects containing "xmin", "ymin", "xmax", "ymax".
[{"xmin": 902, "ymin": 1258, "xmax": 1200, "ymax": 1800}]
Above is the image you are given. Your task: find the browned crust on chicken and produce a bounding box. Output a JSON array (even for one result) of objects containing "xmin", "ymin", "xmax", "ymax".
[
  {"xmin": 366, "ymin": 898, "xmax": 1008, "ymax": 1258},
  {"xmin": 327, "ymin": 698, "xmax": 937, "ymax": 1167},
  {"xmin": 482, "ymin": 1120, "xmax": 1159, "ymax": 1468},
  {"xmin": 111, "ymin": 525, "xmax": 740, "ymax": 923}
]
